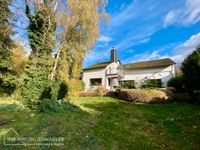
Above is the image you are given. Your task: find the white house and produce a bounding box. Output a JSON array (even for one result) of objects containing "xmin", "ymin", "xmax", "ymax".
[{"xmin": 82, "ymin": 48, "xmax": 176, "ymax": 91}]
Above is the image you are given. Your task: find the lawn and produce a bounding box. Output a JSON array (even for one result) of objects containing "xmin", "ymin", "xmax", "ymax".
[{"xmin": 0, "ymin": 97, "xmax": 200, "ymax": 150}]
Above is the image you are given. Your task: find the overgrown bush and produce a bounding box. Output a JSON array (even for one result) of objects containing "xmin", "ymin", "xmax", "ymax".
[
  {"xmin": 164, "ymin": 87, "xmax": 192, "ymax": 103},
  {"xmin": 117, "ymin": 89, "xmax": 169, "ymax": 103},
  {"xmin": 22, "ymin": 58, "xmax": 68, "ymax": 111},
  {"xmin": 22, "ymin": 81, "xmax": 68, "ymax": 112},
  {"xmin": 37, "ymin": 98, "xmax": 78, "ymax": 113},
  {"xmin": 167, "ymin": 75, "xmax": 185, "ymax": 93},
  {"xmin": 182, "ymin": 46, "xmax": 200, "ymax": 102}
]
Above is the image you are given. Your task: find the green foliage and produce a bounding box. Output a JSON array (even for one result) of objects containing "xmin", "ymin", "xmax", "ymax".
[
  {"xmin": 38, "ymin": 98, "xmax": 78, "ymax": 113},
  {"xmin": 0, "ymin": 0, "xmax": 17, "ymax": 96},
  {"xmin": 22, "ymin": 2, "xmax": 62, "ymax": 111},
  {"xmin": 1, "ymin": 97, "xmax": 200, "ymax": 149},
  {"xmin": 57, "ymin": 81, "xmax": 68, "ymax": 100},
  {"xmin": 181, "ymin": 46, "xmax": 200, "ymax": 101},
  {"xmin": 22, "ymin": 56, "xmax": 51, "ymax": 110},
  {"xmin": 0, "ymin": 104, "xmax": 25, "ymax": 112},
  {"xmin": 50, "ymin": 80, "xmax": 68, "ymax": 100},
  {"xmin": 26, "ymin": 5, "xmax": 56, "ymax": 55},
  {"xmin": 120, "ymin": 80, "xmax": 135, "ymax": 89},
  {"xmin": 22, "ymin": 56, "xmax": 68, "ymax": 110},
  {"xmin": 167, "ymin": 75, "xmax": 185, "ymax": 93},
  {"xmin": 142, "ymin": 79, "xmax": 162, "ymax": 88}
]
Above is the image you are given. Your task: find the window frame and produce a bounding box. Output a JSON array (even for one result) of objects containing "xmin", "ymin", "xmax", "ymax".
[{"xmin": 90, "ymin": 78, "xmax": 102, "ymax": 86}]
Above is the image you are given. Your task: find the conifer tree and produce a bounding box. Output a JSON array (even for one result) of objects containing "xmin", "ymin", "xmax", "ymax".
[
  {"xmin": 0, "ymin": 0, "xmax": 17, "ymax": 95},
  {"xmin": 22, "ymin": 0, "xmax": 57, "ymax": 109}
]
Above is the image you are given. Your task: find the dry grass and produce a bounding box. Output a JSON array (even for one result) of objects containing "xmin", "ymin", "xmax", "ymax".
[{"xmin": 117, "ymin": 89, "xmax": 169, "ymax": 103}]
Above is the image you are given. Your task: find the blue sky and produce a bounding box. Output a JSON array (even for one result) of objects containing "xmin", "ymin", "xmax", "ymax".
[{"xmin": 84, "ymin": 0, "xmax": 200, "ymax": 68}]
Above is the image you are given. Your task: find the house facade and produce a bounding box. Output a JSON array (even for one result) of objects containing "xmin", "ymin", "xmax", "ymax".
[{"xmin": 82, "ymin": 48, "xmax": 176, "ymax": 91}]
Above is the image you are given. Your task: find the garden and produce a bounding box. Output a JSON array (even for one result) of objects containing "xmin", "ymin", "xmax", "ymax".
[
  {"xmin": 0, "ymin": 0, "xmax": 200, "ymax": 149},
  {"xmin": 0, "ymin": 97, "xmax": 200, "ymax": 149}
]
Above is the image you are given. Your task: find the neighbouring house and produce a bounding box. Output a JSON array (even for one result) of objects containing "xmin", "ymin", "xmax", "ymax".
[{"xmin": 82, "ymin": 48, "xmax": 176, "ymax": 91}]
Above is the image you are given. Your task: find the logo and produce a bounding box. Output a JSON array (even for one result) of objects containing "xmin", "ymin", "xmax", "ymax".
[{"xmin": 2, "ymin": 128, "xmax": 64, "ymax": 146}]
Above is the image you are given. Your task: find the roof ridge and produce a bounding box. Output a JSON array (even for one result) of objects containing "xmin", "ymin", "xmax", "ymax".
[{"xmin": 122, "ymin": 58, "xmax": 173, "ymax": 66}]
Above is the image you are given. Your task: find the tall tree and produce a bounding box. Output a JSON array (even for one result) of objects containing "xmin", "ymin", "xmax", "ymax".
[
  {"xmin": 0, "ymin": 0, "xmax": 17, "ymax": 95},
  {"xmin": 50, "ymin": 0, "xmax": 108, "ymax": 96},
  {"xmin": 22, "ymin": 0, "xmax": 58, "ymax": 109},
  {"xmin": 52, "ymin": 0, "xmax": 108, "ymax": 81}
]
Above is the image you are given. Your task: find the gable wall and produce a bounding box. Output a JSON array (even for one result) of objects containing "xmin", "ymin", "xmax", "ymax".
[
  {"xmin": 83, "ymin": 68, "xmax": 106, "ymax": 91},
  {"xmin": 83, "ymin": 62, "xmax": 120, "ymax": 91}
]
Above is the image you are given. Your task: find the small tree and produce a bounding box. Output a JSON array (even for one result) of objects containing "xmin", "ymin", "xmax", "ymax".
[{"xmin": 181, "ymin": 46, "xmax": 200, "ymax": 101}]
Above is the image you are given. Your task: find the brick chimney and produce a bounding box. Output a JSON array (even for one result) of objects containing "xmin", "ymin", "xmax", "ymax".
[{"xmin": 111, "ymin": 47, "xmax": 117, "ymax": 62}]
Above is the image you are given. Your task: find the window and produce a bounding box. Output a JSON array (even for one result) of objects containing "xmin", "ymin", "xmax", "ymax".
[
  {"xmin": 142, "ymin": 79, "xmax": 162, "ymax": 88},
  {"xmin": 119, "ymin": 80, "xmax": 135, "ymax": 89},
  {"xmin": 90, "ymin": 78, "xmax": 102, "ymax": 86}
]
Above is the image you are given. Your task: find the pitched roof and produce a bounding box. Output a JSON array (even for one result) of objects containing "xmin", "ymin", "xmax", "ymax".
[
  {"xmin": 119, "ymin": 58, "xmax": 176, "ymax": 70},
  {"xmin": 83, "ymin": 61, "xmax": 111, "ymax": 71}
]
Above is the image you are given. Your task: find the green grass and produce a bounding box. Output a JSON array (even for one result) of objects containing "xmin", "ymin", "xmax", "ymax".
[{"xmin": 0, "ymin": 97, "xmax": 200, "ymax": 150}]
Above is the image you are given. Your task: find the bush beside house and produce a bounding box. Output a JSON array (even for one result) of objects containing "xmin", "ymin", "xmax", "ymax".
[
  {"xmin": 116, "ymin": 89, "xmax": 169, "ymax": 103},
  {"xmin": 167, "ymin": 75, "xmax": 185, "ymax": 93},
  {"xmin": 166, "ymin": 46, "xmax": 200, "ymax": 103}
]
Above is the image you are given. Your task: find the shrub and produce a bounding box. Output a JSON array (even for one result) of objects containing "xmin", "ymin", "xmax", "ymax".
[
  {"xmin": 141, "ymin": 79, "xmax": 162, "ymax": 88},
  {"xmin": 38, "ymin": 98, "xmax": 79, "ymax": 113},
  {"xmin": 164, "ymin": 87, "xmax": 176, "ymax": 100},
  {"xmin": 167, "ymin": 76, "xmax": 185, "ymax": 93},
  {"xmin": 51, "ymin": 80, "xmax": 68, "ymax": 100},
  {"xmin": 96, "ymin": 86, "xmax": 108, "ymax": 95},
  {"xmin": 119, "ymin": 80, "xmax": 135, "ymax": 89},
  {"xmin": 117, "ymin": 89, "xmax": 169, "ymax": 103},
  {"xmin": 22, "ymin": 77, "xmax": 68, "ymax": 111},
  {"xmin": 171, "ymin": 93, "xmax": 192, "ymax": 102},
  {"xmin": 181, "ymin": 46, "xmax": 200, "ymax": 101}
]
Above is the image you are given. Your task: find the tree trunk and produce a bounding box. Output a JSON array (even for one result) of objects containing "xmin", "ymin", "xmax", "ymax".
[{"xmin": 50, "ymin": 49, "xmax": 60, "ymax": 80}]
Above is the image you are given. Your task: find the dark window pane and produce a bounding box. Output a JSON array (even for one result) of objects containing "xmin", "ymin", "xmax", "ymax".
[{"xmin": 90, "ymin": 78, "xmax": 102, "ymax": 86}]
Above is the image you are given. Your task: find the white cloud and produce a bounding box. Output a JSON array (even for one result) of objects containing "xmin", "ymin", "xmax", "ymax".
[
  {"xmin": 122, "ymin": 50, "xmax": 162, "ymax": 64},
  {"xmin": 164, "ymin": 0, "xmax": 200, "ymax": 27},
  {"xmin": 122, "ymin": 31, "xmax": 200, "ymax": 65},
  {"xmin": 172, "ymin": 32, "xmax": 200, "ymax": 63},
  {"xmin": 115, "ymin": 26, "xmax": 156, "ymax": 50},
  {"xmin": 97, "ymin": 35, "xmax": 113, "ymax": 43},
  {"xmin": 111, "ymin": 0, "xmax": 137, "ymax": 28}
]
